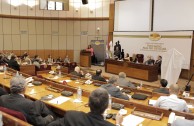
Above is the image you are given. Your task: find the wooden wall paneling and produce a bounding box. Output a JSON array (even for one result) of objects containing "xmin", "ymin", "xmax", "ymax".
[
  {"xmin": 58, "ymin": 50, "xmax": 67, "ymax": 59},
  {"xmin": 51, "ymin": 50, "xmax": 59, "ymax": 59},
  {"xmin": 28, "ymin": 50, "xmax": 37, "ymax": 57},
  {"xmin": 20, "ymin": 50, "xmax": 29, "ymax": 57},
  {"xmin": 36, "ymin": 50, "xmax": 45, "ymax": 60},
  {"xmin": 44, "ymin": 50, "xmax": 52, "ymax": 60},
  {"xmin": 12, "ymin": 50, "xmax": 21, "ymax": 56},
  {"xmin": 66, "ymin": 50, "xmax": 74, "ymax": 62}
]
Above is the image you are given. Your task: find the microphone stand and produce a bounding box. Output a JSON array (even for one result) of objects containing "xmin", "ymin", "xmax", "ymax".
[{"xmin": 185, "ymin": 73, "xmax": 194, "ymax": 91}]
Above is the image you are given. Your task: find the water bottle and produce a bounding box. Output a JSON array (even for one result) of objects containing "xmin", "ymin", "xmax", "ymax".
[
  {"xmin": 77, "ymin": 86, "xmax": 82, "ymax": 101},
  {"xmin": 58, "ymin": 70, "xmax": 61, "ymax": 77},
  {"xmin": 16, "ymin": 71, "xmax": 19, "ymax": 77},
  {"xmin": 140, "ymin": 81, "xmax": 143, "ymax": 88},
  {"xmin": 108, "ymin": 94, "xmax": 112, "ymax": 110},
  {"xmin": 0, "ymin": 112, "xmax": 3, "ymax": 126},
  {"xmin": 3, "ymin": 65, "xmax": 7, "ymax": 79}
]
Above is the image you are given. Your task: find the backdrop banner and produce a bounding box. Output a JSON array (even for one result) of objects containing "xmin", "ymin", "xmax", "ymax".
[
  {"xmin": 91, "ymin": 40, "xmax": 105, "ymax": 63},
  {"xmin": 113, "ymin": 31, "xmax": 193, "ymax": 69}
]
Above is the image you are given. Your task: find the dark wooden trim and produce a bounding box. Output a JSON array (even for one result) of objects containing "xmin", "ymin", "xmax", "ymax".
[{"xmin": 0, "ymin": 14, "xmax": 109, "ymax": 21}]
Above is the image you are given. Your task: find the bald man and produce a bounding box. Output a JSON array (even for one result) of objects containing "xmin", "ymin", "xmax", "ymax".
[
  {"xmin": 154, "ymin": 84, "xmax": 189, "ymax": 112},
  {"xmin": 70, "ymin": 66, "xmax": 84, "ymax": 77}
]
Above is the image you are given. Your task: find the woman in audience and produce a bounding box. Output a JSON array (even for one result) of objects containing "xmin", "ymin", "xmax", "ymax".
[
  {"xmin": 8, "ymin": 55, "xmax": 20, "ymax": 71},
  {"xmin": 47, "ymin": 54, "xmax": 53, "ymax": 64}
]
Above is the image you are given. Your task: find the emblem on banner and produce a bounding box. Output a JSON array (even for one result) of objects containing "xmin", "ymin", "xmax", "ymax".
[
  {"xmin": 149, "ymin": 33, "xmax": 161, "ymax": 41},
  {"xmin": 95, "ymin": 41, "xmax": 101, "ymax": 45}
]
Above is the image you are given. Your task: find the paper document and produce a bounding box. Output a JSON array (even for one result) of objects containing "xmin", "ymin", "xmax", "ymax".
[
  {"xmin": 187, "ymin": 104, "xmax": 194, "ymax": 108},
  {"xmin": 52, "ymin": 76, "xmax": 59, "ymax": 80},
  {"xmin": 148, "ymin": 99, "xmax": 157, "ymax": 106},
  {"xmin": 122, "ymin": 114, "xmax": 144, "ymax": 126},
  {"xmin": 49, "ymin": 96, "xmax": 70, "ymax": 104},
  {"xmin": 59, "ymin": 80, "xmax": 72, "ymax": 83}
]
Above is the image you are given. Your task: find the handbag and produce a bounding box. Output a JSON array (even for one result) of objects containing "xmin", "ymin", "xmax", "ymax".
[
  {"xmin": 32, "ymin": 81, "xmax": 42, "ymax": 86},
  {"xmin": 111, "ymin": 103, "xmax": 124, "ymax": 110},
  {"xmin": 61, "ymin": 91, "xmax": 73, "ymax": 97},
  {"xmin": 132, "ymin": 93, "xmax": 148, "ymax": 100}
]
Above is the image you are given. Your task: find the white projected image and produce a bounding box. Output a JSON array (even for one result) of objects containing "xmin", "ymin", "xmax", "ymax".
[
  {"xmin": 154, "ymin": 0, "xmax": 194, "ymax": 31},
  {"xmin": 114, "ymin": 0, "xmax": 152, "ymax": 31}
]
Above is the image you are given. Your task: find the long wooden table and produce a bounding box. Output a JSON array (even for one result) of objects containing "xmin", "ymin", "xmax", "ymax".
[
  {"xmin": 2, "ymin": 70, "xmax": 194, "ymax": 126},
  {"xmin": 37, "ymin": 72, "xmax": 194, "ymax": 112},
  {"xmin": 105, "ymin": 59, "xmax": 158, "ymax": 82}
]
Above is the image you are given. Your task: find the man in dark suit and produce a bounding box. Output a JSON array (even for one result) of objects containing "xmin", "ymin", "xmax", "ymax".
[
  {"xmin": 70, "ymin": 66, "xmax": 84, "ymax": 77},
  {"xmin": 0, "ymin": 87, "xmax": 7, "ymax": 96},
  {"xmin": 0, "ymin": 76, "xmax": 56, "ymax": 126},
  {"xmin": 101, "ymin": 76, "xmax": 129, "ymax": 100},
  {"xmin": 155, "ymin": 55, "xmax": 162, "ymax": 73},
  {"xmin": 117, "ymin": 72, "xmax": 135, "ymax": 88},
  {"xmin": 153, "ymin": 79, "xmax": 169, "ymax": 94},
  {"xmin": 92, "ymin": 69, "xmax": 106, "ymax": 82},
  {"xmin": 47, "ymin": 88, "xmax": 123, "ymax": 126},
  {"xmin": 8, "ymin": 55, "xmax": 20, "ymax": 71}
]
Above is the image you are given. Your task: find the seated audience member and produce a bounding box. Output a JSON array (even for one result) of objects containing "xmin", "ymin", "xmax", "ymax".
[
  {"xmin": 172, "ymin": 118, "xmax": 194, "ymax": 126},
  {"xmin": 101, "ymin": 76, "xmax": 129, "ymax": 100},
  {"xmin": 47, "ymin": 88, "xmax": 123, "ymax": 126},
  {"xmin": 117, "ymin": 72, "xmax": 135, "ymax": 88},
  {"xmin": 23, "ymin": 54, "xmax": 32, "ymax": 65},
  {"xmin": 56, "ymin": 57, "xmax": 62, "ymax": 63},
  {"xmin": 124, "ymin": 53, "xmax": 130, "ymax": 61},
  {"xmin": 32, "ymin": 55, "xmax": 41, "ymax": 68},
  {"xmin": 131, "ymin": 54, "xmax": 137, "ymax": 63},
  {"xmin": 8, "ymin": 55, "xmax": 20, "ymax": 71},
  {"xmin": 92, "ymin": 69, "xmax": 106, "ymax": 82},
  {"xmin": 154, "ymin": 84, "xmax": 189, "ymax": 112},
  {"xmin": 47, "ymin": 54, "xmax": 53, "ymax": 64},
  {"xmin": 70, "ymin": 66, "xmax": 84, "ymax": 77},
  {"xmin": 152, "ymin": 79, "xmax": 169, "ymax": 94},
  {"xmin": 0, "ymin": 87, "xmax": 7, "ymax": 96},
  {"xmin": 64, "ymin": 55, "xmax": 70, "ymax": 63},
  {"xmin": 0, "ymin": 76, "xmax": 56, "ymax": 126},
  {"xmin": 0, "ymin": 55, "xmax": 7, "ymax": 65},
  {"xmin": 21, "ymin": 52, "xmax": 28, "ymax": 60},
  {"xmin": 144, "ymin": 55, "xmax": 154, "ymax": 65}
]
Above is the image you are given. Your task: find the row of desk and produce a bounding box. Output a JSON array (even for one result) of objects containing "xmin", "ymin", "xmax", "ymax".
[
  {"xmin": 105, "ymin": 59, "xmax": 158, "ymax": 82},
  {"xmin": 1, "ymin": 69, "xmax": 194, "ymax": 126}
]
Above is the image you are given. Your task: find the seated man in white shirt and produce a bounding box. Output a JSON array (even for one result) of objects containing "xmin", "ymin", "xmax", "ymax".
[
  {"xmin": 172, "ymin": 118, "xmax": 194, "ymax": 126},
  {"xmin": 154, "ymin": 84, "xmax": 189, "ymax": 112}
]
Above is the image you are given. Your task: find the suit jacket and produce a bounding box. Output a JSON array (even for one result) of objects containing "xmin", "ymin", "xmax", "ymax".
[
  {"xmin": 70, "ymin": 71, "xmax": 84, "ymax": 77},
  {"xmin": 152, "ymin": 88, "xmax": 169, "ymax": 94},
  {"xmin": 101, "ymin": 84, "xmax": 129, "ymax": 100},
  {"xmin": 47, "ymin": 111, "xmax": 114, "ymax": 126},
  {"xmin": 8, "ymin": 59, "xmax": 20, "ymax": 71},
  {"xmin": 92, "ymin": 75, "xmax": 106, "ymax": 82},
  {"xmin": 117, "ymin": 78, "xmax": 136, "ymax": 88},
  {"xmin": 0, "ymin": 87, "xmax": 7, "ymax": 96},
  {"xmin": 0, "ymin": 94, "xmax": 52, "ymax": 126}
]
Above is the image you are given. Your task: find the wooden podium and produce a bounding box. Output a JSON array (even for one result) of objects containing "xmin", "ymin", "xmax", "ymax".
[{"xmin": 80, "ymin": 50, "xmax": 91, "ymax": 67}]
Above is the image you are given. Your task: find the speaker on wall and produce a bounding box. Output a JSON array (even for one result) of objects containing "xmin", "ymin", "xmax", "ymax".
[{"xmin": 82, "ymin": 0, "xmax": 88, "ymax": 4}]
